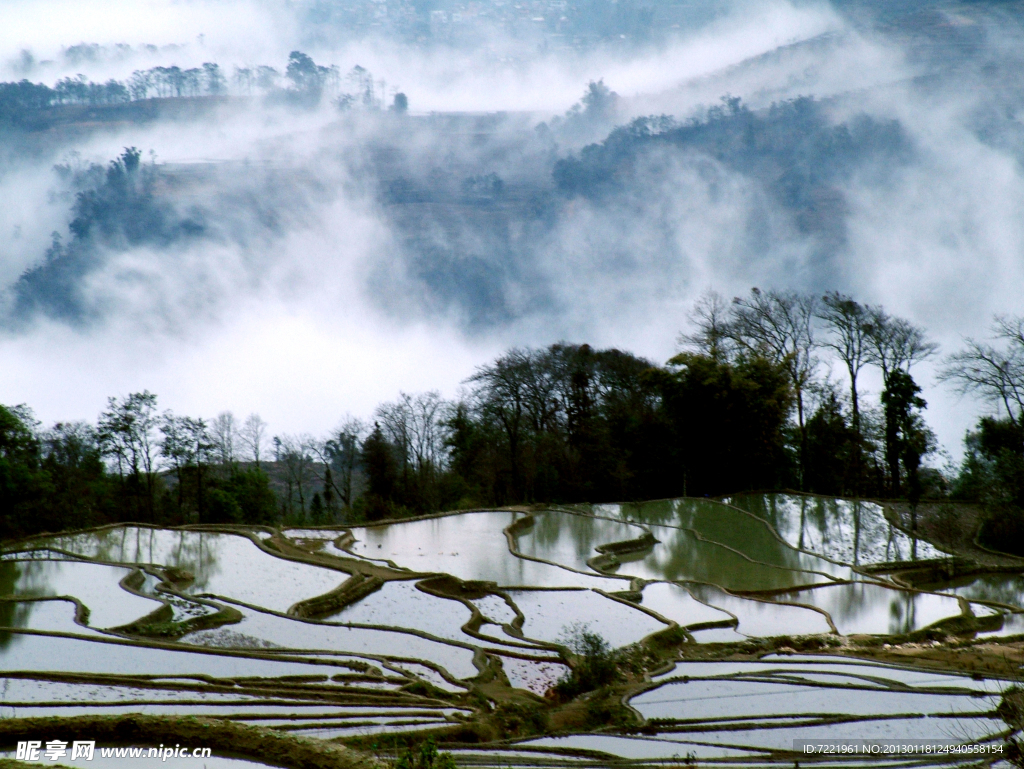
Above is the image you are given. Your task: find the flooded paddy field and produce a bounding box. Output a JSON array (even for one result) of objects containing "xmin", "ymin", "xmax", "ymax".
[{"xmin": 1, "ymin": 496, "xmax": 1023, "ymax": 768}]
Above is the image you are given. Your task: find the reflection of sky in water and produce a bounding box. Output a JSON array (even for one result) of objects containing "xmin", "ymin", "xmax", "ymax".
[
  {"xmin": 524, "ymin": 716, "xmax": 1008, "ymax": 759},
  {"xmin": 664, "ymin": 657, "xmax": 1011, "ymax": 691},
  {"xmin": 944, "ymin": 573, "xmax": 1024, "ymax": 611},
  {"xmin": 677, "ymin": 717, "xmax": 1008, "ymax": 751},
  {"xmin": 190, "ymin": 608, "xmax": 480, "ymax": 679},
  {"xmin": 18, "ymin": 529, "xmax": 346, "ymax": 613},
  {"xmin": 687, "ymin": 584, "xmax": 832, "ymax": 636},
  {"xmin": 979, "ymin": 611, "xmax": 1024, "ymax": 637},
  {"xmin": 601, "ymin": 499, "xmax": 851, "ymax": 582},
  {"xmin": 0, "ymin": 599, "xmax": 110, "ymax": 638},
  {"xmin": 637, "ymin": 582, "xmax": 733, "ymax": 628},
  {"xmin": 517, "ymin": 512, "xmax": 645, "ymax": 572},
  {"xmin": 0, "ymin": 501, "xmax": 1017, "ymax": 750},
  {"xmin": 0, "ymin": 701, "xmax": 443, "ymax": 720},
  {"xmin": 499, "ymin": 656, "xmax": 565, "ymax": 694},
  {"xmin": 0, "ymin": 559, "xmax": 160, "ymax": 628},
  {"xmin": 135, "ymin": 572, "xmax": 218, "ymax": 622},
  {"xmin": 349, "ymin": 513, "xmax": 616, "ymax": 587},
  {"xmin": 471, "ymin": 594, "xmax": 518, "ymax": 626},
  {"xmin": 522, "ymin": 734, "xmax": 756, "ymax": 759},
  {"xmin": 632, "ymin": 677, "xmax": 995, "ymax": 720},
  {"xmin": 773, "ymin": 582, "xmax": 964, "ymax": 635},
  {"xmin": 328, "ymin": 579, "xmax": 474, "ymax": 643},
  {"xmin": 0, "ymin": 677, "xmax": 278, "ymax": 704},
  {"xmin": 507, "ymin": 589, "xmax": 666, "ymax": 648},
  {"xmin": 0, "ymin": 632, "xmax": 348, "ymax": 678},
  {"xmin": 726, "ymin": 494, "xmax": 944, "ymax": 564},
  {"xmin": 386, "ymin": 661, "xmax": 468, "ymax": 692},
  {"xmin": 690, "ymin": 626, "xmax": 747, "ymax": 642}
]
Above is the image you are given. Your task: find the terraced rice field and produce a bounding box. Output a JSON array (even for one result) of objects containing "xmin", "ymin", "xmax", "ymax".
[{"xmin": 1, "ymin": 494, "xmax": 1022, "ymax": 767}]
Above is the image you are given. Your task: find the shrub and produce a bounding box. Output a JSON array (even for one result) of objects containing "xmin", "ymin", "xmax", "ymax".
[
  {"xmin": 553, "ymin": 623, "xmax": 621, "ymax": 698},
  {"xmin": 395, "ymin": 738, "xmax": 456, "ymax": 769}
]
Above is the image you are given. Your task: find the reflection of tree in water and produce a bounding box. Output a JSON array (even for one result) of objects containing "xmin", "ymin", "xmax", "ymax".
[
  {"xmin": 825, "ymin": 582, "xmax": 919, "ymax": 635},
  {"xmin": 889, "ymin": 590, "xmax": 917, "ymax": 635},
  {"xmin": 0, "ymin": 561, "xmax": 40, "ymax": 648},
  {"xmin": 616, "ymin": 524, "xmax": 810, "ymax": 591},
  {"xmin": 646, "ymin": 527, "xmax": 806, "ymax": 590},
  {"xmin": 732, "ymin": 494, "xmax": 927, "ymax": 565},
  {"xmin": 780, "ymin": 582, "xmax": 937, "ymax": 635},
  {"xmin": 673, "ymin": 499, "xmax": 808, "ymax": 573},
  {"xmin": 612, "ymin": 498, "xmax": 827, "ymax": 589},
  {"xmin": 529, "ymin": 510, "xmax": 644, "ymax": 565},
  {"xmin": 946, "ymin": 574, "xmax": 1024, "ymax": 610},
  {"xmin": 32, "ymin": 528, "xmax": 221, "ymax": 591},
  {"xmin": 536, "ymin": 499, "xmax": 806, "ymax": 589},
  {"xmin": 531, "ymin": 511, "xmax": 599, "ymax": 562},
  {"xmin": 619, "ymin": 499, "xmax": 675, "ymax": 526}
]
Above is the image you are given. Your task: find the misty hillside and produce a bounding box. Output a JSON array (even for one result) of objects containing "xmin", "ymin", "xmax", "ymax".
[
  {"xmin": 2, "ymin": 94, "xmax": 919, "ymax": 328},
  {"xmin": 4, "ymin": 0, "xmax": 1024, "ymax": 459}
]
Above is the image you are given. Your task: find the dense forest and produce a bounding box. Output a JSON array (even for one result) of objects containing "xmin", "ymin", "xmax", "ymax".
[{"xmin": 4, "ymin": 287, "xmax": 1024, "ymax": 543}]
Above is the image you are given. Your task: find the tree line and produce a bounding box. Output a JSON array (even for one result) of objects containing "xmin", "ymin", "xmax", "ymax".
[
  {"xmin": 3, "ymin": 287, "xmax": 1024, "ymax": 539},
  {"xmin": 0, "ymin": 54, "xmax": 403, "ymax": 125}
]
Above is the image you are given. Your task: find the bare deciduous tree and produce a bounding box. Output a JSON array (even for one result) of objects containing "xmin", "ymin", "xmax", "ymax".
[
  {"xmin": 274, "ymin": 433, "xmax": 317, "ymax": 520},
  {"xmin": 864, "ymin": 308, "xmax": 938, "ymax": 381},
  {"xmin": 939, "ymin": 315, "xmax": 1024, "ymax": 429},
  {"xmin": 468, "ymin": 349, "xmax": 532, "ymax": 497},
  {"xmin": 818, "ymin": 291, "xmax": 871, "ymax": 437},
  {"xmin": 678, "ymin": 288, "xmax": 735, "ymax": 361},
  {"xmin": 728, "ymin": 288, "xmax": 818, "ymax": 486},
  {"xmin": 97, "ymin": 391, "xmax": 159, "ymax": 519},
  {"xmin": 239, "ymin": 413, "xmax": 267, "ymax": 469},
  {"xmin": 211, "ymin": 411, "xmax": 236, "ymax": 466},
  {"xmin": 320, "ymin": 416, "xmax": 366, "ymax": 511},
  {"xmin": 376, "ymin": 391, "xmax": 452, "ymax": 481}
]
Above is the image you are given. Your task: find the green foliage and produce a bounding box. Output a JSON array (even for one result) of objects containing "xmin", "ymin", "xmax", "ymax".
[
  {"xmin": 0, "ymin": 79, "xmax": 54, "ymax": 123},
  {"xmin": 308, "ymin": 491, "xmax": 326, "ymax": 523},
  {"xmin": 978, "ymin": 507, "xmax": 1024, "ymax": 557},
  {"xmin": 954, "ymin": 417, "xmax": 1024, "ymax": 507},
  {"xmin": 283, "ymin": 51, "xmax": 334, "ymax": 107},
  {"xmin": 0, "ymin": 392, "xmax": 279, "ymax": 537},
  {"xmin": 653, "ymin": 352, "xmax": 794, "ymax": 495},
  {"xmin": 222, "ymin": 467, "xmax": 277, "ymax": 524},
  {"xmin": 804, "ymin": 390, "xmax": 861, "ymax": 495},
  {"xmin": 38, "ymin": 421, "xmax": 115, "ymax": 531},
  {"xmin": 492, "ymin": 701, "xmax": 547, "ymax": 737},
  {"xmin": 361, "ymin": 422, "xmax": 400, "ymax": 520},
  {"xmin": 950, "ymin": 415, "xmax": 1024, "ymax": 555},
  {"xmin": 456, "ymin": 343, "xmax": 671, "ymax": 505},
  {"xmin": 205, "ymin": 488, "xmax": 242, "ymax": 524},
  {"xmin": 394, "ymin": 738, "xmax": 456, "ymax": 769},
  {"xmin": 554, "ymin": 623, "xmax": 621, "ymax": 698},
  {"xmin": 0, "ymin": 404, "xmax": 48, "ymax": 537},
  {"xmin": 881, "ymin": 369, "xmax": 929, "ymax": 500}
]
